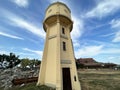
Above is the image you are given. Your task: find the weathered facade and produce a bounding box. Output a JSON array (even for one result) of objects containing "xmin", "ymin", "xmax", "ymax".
[{"xmin": 37, "ymin": 2, "xmax": 81, "ymax": 90}]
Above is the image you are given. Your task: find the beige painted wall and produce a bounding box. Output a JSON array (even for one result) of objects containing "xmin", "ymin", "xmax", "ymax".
[
  {"xmin": 45, "ymin": 38, "xmax": 57, "ymax": 86},
  {"xmin": 49, "ymin": 24, "xmax": 57, "ymax": 36}
]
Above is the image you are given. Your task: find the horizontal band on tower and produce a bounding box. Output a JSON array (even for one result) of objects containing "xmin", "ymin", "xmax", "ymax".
[
  {"xmin": 60, "ymin": 34, "xmax": 68, "ymax": 39},
  {"xmin": 48, "ymin": 35, "xmax": 57, "ymax": 39},
  {"xmin": 61, "ymin": 60, "xmax": 72, "ymax": 64}
]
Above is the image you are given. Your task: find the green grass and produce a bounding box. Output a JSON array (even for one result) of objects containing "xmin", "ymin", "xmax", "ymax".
[{"xmin": 7, "ymin": 83, "xmax": 55, "ymax": 90}]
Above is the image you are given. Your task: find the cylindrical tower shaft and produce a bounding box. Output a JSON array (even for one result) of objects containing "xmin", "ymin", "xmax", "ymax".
[{"xmin": 37, "ymin": 2, "xmax": 81, "ymax": 90}]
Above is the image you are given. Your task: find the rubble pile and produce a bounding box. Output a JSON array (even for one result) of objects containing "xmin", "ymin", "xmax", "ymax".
[{"xmin": 0, "ymin": 67, "xmax": 39, "ymax": 90}]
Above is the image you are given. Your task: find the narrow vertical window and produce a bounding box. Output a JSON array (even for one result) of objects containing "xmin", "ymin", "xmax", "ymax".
[
  {"xmin": 63, "ymin": 42, "xmax": 66, "ymax": 51},
  {"xmin": 74, "ymin": 76, "xmax": 77, "ymax": 81},
  {"xmin": 62, "ymin": 27, "xmax": 65, "ymax": 34}
]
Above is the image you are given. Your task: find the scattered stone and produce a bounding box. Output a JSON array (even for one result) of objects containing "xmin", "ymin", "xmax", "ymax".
[{"xmin": 0, "ymin": 67, "xmax": 39, "ymax": 90}]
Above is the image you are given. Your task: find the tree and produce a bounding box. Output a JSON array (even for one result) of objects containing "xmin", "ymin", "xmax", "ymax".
[
  {"xmin": 0, "ymin": 53, "xmax": 21, "ymax": 68},
  {"xmin": 21, "ymin": 58, "xmax": 30, "ymax": 68}
]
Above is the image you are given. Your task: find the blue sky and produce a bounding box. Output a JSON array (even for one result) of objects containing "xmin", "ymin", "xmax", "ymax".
[{"xmin": 0, "ymin": 0, "xmax": 120, "ymax": 64}]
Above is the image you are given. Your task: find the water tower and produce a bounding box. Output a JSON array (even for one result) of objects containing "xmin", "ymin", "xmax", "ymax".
[{"xmin": 37, "ymin": 2, "xmax": 81, "ymax": 90}]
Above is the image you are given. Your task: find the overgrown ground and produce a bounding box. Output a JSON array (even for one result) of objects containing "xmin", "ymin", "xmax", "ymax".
[
  {"xmin": 1, "ymin": 69, "xmax": 120, "ymax": 90},
  {"xmin": 5, "ymin": 83, "xmax": 55, "ymax": 90},
  {"xmin": 78, "ymin": 69, "xmax": 120, "ymax": 90}
]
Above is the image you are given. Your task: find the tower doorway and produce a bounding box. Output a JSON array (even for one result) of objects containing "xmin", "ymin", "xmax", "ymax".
[{"xmin": 62, "ymin": 68, "xmax": 72, "ymax": 90}]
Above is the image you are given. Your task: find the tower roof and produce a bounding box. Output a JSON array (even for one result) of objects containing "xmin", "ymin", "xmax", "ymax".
[
  {"xmin": 46, "ymin": 2, "xmax": 71, "ymax": 13},
  {"xmin": 43, "ymin": 1, "xmax": 73, "ymax": 32}
]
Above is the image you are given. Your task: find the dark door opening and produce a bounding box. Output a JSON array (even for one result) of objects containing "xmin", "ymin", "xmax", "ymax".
[{"xmin": 62, "ymin": 68, "xmax": 72, "ymax": 90}]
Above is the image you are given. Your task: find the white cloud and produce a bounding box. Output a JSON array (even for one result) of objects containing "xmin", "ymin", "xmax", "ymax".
[
  {"xmin": 75, "ymin": 45, "xmax": 103, "ymax": 58},
  {"xmin": 11, "ymin": 0, "xmax": 30, "ymax": 8},
  {"xmin": 10, "ymin": 17, "xmax": 45, "ymax": 38},
  {"xmin": 0, "ymin": 8, "xmax": 45, "ymax": 39},
  {"xmin": 71, "ymin": 16, "xmax": 84, "ymax": 40},
  {"xmin": 0, "ymin": 31, "xmax": 24, "ymax": 40},
  {"xmin": 71, "ymin": 16, "xmax": 84, "ymax": 48},
  {"xmin": 110, "ymin": 19, "xmax": 120, "ymax": 29},
  {"xmin": 73, "ymin": 42, "xmax": 80, "ymax": 48},
  {"xmin": 86, "ymin": 0, "xmax": 120, "ymax": 18},
  {"xmin": 95, "ymin": 56, "xmax": 120, "ymax": 64},
  {"xmin": 19, "ymin": 52, "xmax": 35, "ymax": 56},
  {"xmin": 0, "ymin": 50, "xmax": 9, "ymax": 55},
  {"xmin": 108, "ymin": 56, "xmax": 115, "ymax": 60},
  {"xmin": 102, "ymin": 48, "xmax": 120, "ymax": 54},
  {"xmin": 107, "ymin": 56, "xmax": 120, "ymax": 64},
  {"xmin": 23, "ymin": 48, "xmax": 43, "ymax": 57},
  {"xmin": 110, "ymin": 19, "xmax": 120, "ymax": 42},
  {"xmin": 112, "ymin": 31, "xmax": 120, "ymax": 42},
  {"xmin": 100, "ymin": 33, "xmax": 114, "ymax": 37},
  {"xmin": 75, "ymin": 44, "xmax": 120, "ymax": 60}
]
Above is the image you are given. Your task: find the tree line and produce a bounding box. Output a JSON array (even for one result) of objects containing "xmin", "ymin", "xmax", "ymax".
[{"xmin": 0, "ymin": 53, "xmax": 41, "ymax": 69}]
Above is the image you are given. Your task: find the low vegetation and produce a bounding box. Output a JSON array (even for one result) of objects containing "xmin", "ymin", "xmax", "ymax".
[
  {"xmin": 1, "ymin": 69, "xmax": 120, "ymax": 90},
  {"xmin": 78, "ymin": 69, "xmax": 120, "ymax": 90},
  {"xmin": 9, "ymin": 83, "xmax": 55, "ymax": 90}
]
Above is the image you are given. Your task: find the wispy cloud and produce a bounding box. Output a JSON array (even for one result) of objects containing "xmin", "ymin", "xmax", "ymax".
[
  {"xmin": 96, "ymin": 56, "xmax": 120, "ymax": 64},
  {"xmin": 85, "ymin": 0, "xmax": 120, "ymax": 18},
  {"xmin": 107, "ymin": 56, "xmax": 120, "ymax": 64},
  {"xmin": 112, "ymin": 31, "xmax": 120, "ymax": 42},
  {"xmin": 71, "ymin": 16, "xmax": 84, "ymax": 40},
  {"xmin": 23, "ymin": 48, "xmax": 43, "ymax": 57},
  {"xmin": 71, "ymin": 16, "xmax": 84, "ymax": 48},
  {"xmin": 75, "ymin": 44, "xmax": 120, "ymax": 58},
  {"xmin": 0, "ymin": 8, "xmax": 45, "ymax": 39},
  {"xmin": 10, "ymin": 17, "xmax": 45, "ymax": 38},
  {"xmin": 100, "ymin": 33, "xmax": 115, "ymax": 37},
  {"xmin": 110, "ymin": 19, "xmax": 120, "ymax": 42},
  {"xmin": 0, "ymin": 50, "xmax": 9, "ymax": 55},
  {"xmin": 10, "ymin": 0, "xmax": 30, "ymax": 8},
  {"xmin": 110, "ymin": 19, "xmax": 120, "ymax": 29},
  {"xmin": 19, "ymin": 52, "xmax": 35, "ymax": 56},
  {"xmin": 102, "ymin": 48, "xmax": 120, "ymax": 54},
  {"xmin": 75, "ymin": 45, "xmax": 103, "ymax": 58},
  {"xmin": 0, "ymin": 31, "xmax": 24, "ymax": 40}
]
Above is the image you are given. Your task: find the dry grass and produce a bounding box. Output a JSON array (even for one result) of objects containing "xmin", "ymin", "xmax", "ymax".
[
  {"xmin": 1, "ymin": 69, "xmax": 120, "ymax": 90},
  {"xmin": 78, "ymin": 69, "xmax": 120, "ymax": 90}
]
